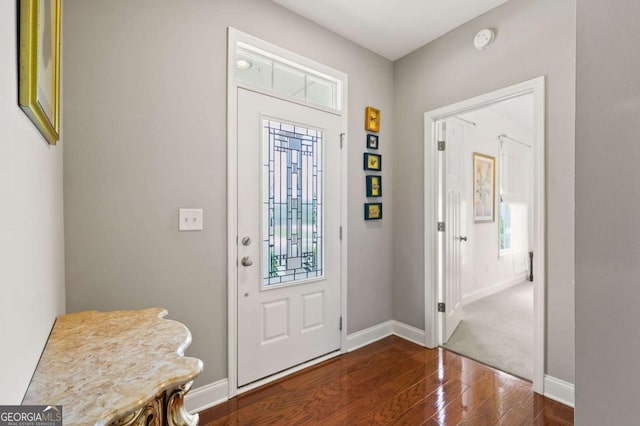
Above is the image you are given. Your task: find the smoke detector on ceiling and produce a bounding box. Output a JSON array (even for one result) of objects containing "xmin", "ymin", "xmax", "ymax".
[{"xmin": 474, "ymin": 29, "xmax": 495, "ymax": 50}]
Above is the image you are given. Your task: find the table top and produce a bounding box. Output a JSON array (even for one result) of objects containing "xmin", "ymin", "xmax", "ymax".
[{"xmin": 23, "ymin": 308, "xmax": 203, "ymax": 426}]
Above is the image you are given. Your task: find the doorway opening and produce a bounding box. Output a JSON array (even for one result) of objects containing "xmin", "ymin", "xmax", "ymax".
[{"xmin": 423, "ymin": 77, "xmax": 545, "ymax": 393}]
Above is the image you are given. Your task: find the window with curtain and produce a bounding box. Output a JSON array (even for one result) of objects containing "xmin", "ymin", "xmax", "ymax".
[
  {"xmin": 499, "ymin": 137, "xmax": 531, "ymax": 274},
  {"xmin": 499, "ymin": 202, "xmax": 512, "ymax": 252}
]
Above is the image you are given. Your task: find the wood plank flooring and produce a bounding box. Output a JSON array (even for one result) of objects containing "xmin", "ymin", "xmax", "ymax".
[{"xmin": 199, "ymin": 336, "xmax": 573, "ymax": 425}]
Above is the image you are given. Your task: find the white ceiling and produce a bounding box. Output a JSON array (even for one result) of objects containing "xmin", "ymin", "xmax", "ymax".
[
  {"xmin": 459, "ymin": 94, "xmax": 534, "ymax": 140},
  {"xmin": 272, "ymin": 0, "xmax": 511, "ymax": 61}
]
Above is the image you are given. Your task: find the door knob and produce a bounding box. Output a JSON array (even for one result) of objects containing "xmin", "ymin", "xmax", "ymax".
[
  {"xmin": 459, "ymin": 236, "xmax": 468, "ymax": 242},
  {"xmin": 241, "ymin": 256, "xmax": 253, "ymax": 267}
]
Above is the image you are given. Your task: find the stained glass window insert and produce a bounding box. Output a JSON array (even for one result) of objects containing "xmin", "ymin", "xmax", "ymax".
[{"xmin": 263, "ymin": 120, "xmax": 323, "ymax": 286}]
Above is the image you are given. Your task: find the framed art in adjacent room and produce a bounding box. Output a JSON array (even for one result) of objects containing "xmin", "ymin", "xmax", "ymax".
[
  {"xmin": 363, "ymin": 153, "xmax": 382, "ymax": 171},
  {"xmin": 18, "ymin": 0, "xmax": 61, "ymax": 145},
  {"xmin": 366, "ymin": 175, "xmax": 382, "ymax": 197},
  {"xmin": 473, "ymin": 152, "xmax": 496, "ymax": 222},
  {"xmin": 366, "ymin": 134, "xmax": 379, "ymax": 149},
  {"xmin": 365, "ymin": 106, "xmax": 380, "ymax": 132},
  {"xmin": 364, "ymin": 203, "xmax": 383, "ymax": 220}
]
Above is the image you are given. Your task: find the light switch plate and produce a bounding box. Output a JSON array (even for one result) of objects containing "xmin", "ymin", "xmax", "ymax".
[{"xmin": 179, "ymin": 208, "xmax": 203, "ymax": 231}]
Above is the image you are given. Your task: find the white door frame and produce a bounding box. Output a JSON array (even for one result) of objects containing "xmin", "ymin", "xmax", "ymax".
[
  {"xmin": 227, "ymin": 28, "xmax": 349, "ymax": 397},
  {"xmin": 423, "ymin": 77, "xmax": 546, "ymax": 393}
]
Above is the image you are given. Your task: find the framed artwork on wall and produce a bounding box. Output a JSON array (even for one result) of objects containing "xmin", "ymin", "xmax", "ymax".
[
  {"xmin": 473, "ymin": 152, "xmax": 496, "ymax": 222},
  {"xmin": 366, "ymin": 175, "xmax": 382, "ymax": 197},
  {"xmin": 363, "ymin": 153, "xmax": 382, "ymax": 171},
  {"xmin": 18, "ymin": 0, "xmax": 62, "ymax": 145},
  {"xmin": 364, "ymin": 203, "xmax": 382, "ymax": 220},
  {"xmin": 366, "ymin": 134, "xmax": 379, "ymax": 149},
  {"xmin": 365, "ymin": 106, "xmax": 380, "ymax": 132}
]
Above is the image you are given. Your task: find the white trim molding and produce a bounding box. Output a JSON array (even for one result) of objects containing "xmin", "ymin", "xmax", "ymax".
[
  {"xmin": 185, "ymin": 379, "xmax": 229, "ymax": 414},
  {"xmin": 392, "ymin": 321, "xmax": 427, "ymax": 346},
  {"xmin": 346, "ymin": 320, "xmax": 427, "ymax": 352},
  {"xmin": 424, "ymin": 76, "xmax": 546, "ymax": 394},
  {"xmin": 462, "ymin": 274, "xmax": 528, "ymax": 306},
  {"xmin": 543, "ymin": 375, "xmax": 575, "ymax": 408},
  {"xmin": 346, "ymin": 321, "xmax": 393, "ymax": 352}
]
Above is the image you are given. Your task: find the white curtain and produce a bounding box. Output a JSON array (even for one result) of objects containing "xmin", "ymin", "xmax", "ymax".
[
  {"xmin": 509, "ymin": 203, "xmax": 528, "ymax": 274},
  {"xmin": 500, "ymin": 139, "xmax": 530, "ymax": 205},
  {"xmin": 500, "ymin": 139, "xmax": 531, "ymax": 275}
]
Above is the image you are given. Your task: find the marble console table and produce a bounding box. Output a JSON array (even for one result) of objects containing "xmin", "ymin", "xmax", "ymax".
[{"xmin": 23, "ymin": 308, "xmax": 203, "ymax": 426}]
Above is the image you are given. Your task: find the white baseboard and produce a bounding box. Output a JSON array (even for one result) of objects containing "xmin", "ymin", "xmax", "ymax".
[
  {"xmin": 462, "ymin": 274, "xmax": 528, "ymax": 305},
  {"xmin": 345, "ymin": 320, "xmax": 426, "ymax": 352},
  {"xmin": 346, "ymin": 320, "xmax": 393, "ymax": 352},
  {"xmin": 185, "ymin": 378, "xmax": 229, "ymax": 414},
  {"xmin": 543, "ymin": 375, "xmax": 575, "ymax": 408},
  {"xmin": 392, "ymin": 321, "xmax": 426, "ymax": 346}
]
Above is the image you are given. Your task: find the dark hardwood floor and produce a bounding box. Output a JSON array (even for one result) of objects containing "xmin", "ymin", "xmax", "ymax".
[{"xmin": 199, "ymin": 336, "xmax": 573, "ymax": 425}]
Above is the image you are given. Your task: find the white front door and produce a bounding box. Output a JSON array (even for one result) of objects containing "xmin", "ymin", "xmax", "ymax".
[
  {"xmin": 237, "ymin": 89, "xmax": 342, "ymax": 387},
  {"xmin": 440, "ymin": 120, "xmax": 467, "ymax": 343}
]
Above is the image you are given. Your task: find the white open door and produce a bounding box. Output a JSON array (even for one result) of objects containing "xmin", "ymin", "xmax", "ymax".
[
  {"xmin": 236, "ymin": 89, "xmax": 342, "ymax": 387},
  {"xmin": 439, "ymin": 120, "xmax": 467, "ymax": 343}
]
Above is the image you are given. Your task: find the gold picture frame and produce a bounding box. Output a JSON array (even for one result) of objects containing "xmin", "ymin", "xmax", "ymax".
[
  {"xmin": 18, "ymin": 0, "xmax": 61, "ymax": 145},
  {"xmin": 365, "ymin": 106, "xmax": 380, "ymax": 132},
  {"xmin": 473, "ymin": 152, "xmax": 496, "ymax": 222}
]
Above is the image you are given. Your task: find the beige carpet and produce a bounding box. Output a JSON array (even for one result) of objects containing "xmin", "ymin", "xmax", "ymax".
[{"xmin": 443, "ymin": 281, "xmax": 533, "ymax": 380}]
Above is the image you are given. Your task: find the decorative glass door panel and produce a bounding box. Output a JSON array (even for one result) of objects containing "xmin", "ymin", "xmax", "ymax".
[{"xmin": 262, "ymin": 119, "xmax": 323, "ymax": 287}]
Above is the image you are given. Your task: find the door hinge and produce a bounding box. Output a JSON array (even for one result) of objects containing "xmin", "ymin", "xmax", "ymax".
[
  {"xmin": 438, "ymin": 140, "xmax": 446, "ymax": 151},
  {"xmin": 438, "ymin": 303, "xmax": 446, "ymax": 313},
  {"xmin": 339, "ymin": 316, "xmax": 343, "ymax": 331},
  {"xmin": 340, "ymin": 133, "xmax": 345, "ymax": 149},
  {"xmin": 437, "ymin": 222, "xmax": 445, "ymax": 232},
  {"xmin": 339, "ymin": 226, "xmax": 342, "ymax": 240}
]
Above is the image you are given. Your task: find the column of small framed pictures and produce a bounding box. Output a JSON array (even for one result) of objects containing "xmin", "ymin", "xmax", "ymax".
[{"xmin": 364, "ymin": 107, "xmax": 382, "ymax": 220}]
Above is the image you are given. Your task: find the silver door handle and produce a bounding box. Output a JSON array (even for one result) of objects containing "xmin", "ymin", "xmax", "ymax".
[
  {"xmin": 459, "ymin": 236, "xmax": 468, "ymax": 242},
  {"xmin": 241, "ymin": 256, "xmax": 253, "ymax": 267}
]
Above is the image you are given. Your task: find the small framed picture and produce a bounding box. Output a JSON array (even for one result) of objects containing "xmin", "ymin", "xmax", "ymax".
[
  {"xmin": 473, "ymin": 152, "xmax": 496, "ymax": 222},
  {"xmin": 363, "ymin": 153, "xmax": 382, "ymax": 171},
  {"xmin": 364, "ymin": 203, "xmax": 383, "ymax": 220},
  {"xmin": 365, "ymin": 106, "xmax": 380, "ymax": 132},
  {"xmin": 366, "ymin": 176, "xmax": 382, "ymax": 197},
  {"xmin": 366, "ymin": 134, "xmax": 379, "ymax": 150}
]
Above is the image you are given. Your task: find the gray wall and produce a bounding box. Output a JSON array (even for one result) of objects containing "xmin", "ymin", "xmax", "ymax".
[
  {"xmin": 0, "ymin": 1, "xmax": 66, "ymax": 404},
  {"xmin": 393, "ymin": 0, "xmax": 576, "ymax": 383},
  {"xmin": 63, "ymin": 0, "xmax": 394, "ymax": 387},
  {"xmin": 575, "ymin": 1, "xmax": 640, "ymax": 423}
]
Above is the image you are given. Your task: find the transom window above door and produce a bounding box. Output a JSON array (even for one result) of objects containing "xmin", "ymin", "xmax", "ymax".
[{"xmin": 235, "ymin": 45, "xmax": 341, "ymax": 111}]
